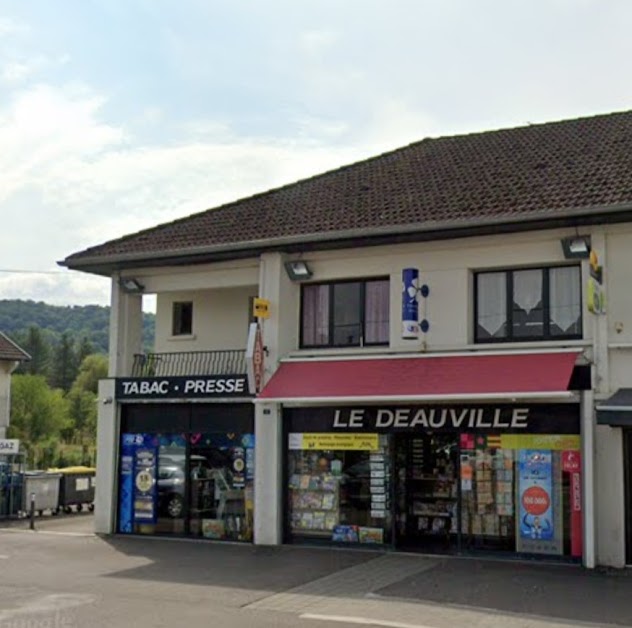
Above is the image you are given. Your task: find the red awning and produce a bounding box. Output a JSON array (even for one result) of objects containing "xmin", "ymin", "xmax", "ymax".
[{"xmin": 258, "ymin": 351, "xmax": 580, "ymax": 403}]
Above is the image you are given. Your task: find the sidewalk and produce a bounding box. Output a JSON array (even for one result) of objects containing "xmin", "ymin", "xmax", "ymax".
[
  {"xmin": 103, "ymin": 533, "xmax": 632, "ymax": 626},
  {"xmin": 2, "ymin": 515, "xmax": 631, "ymax": 627}
]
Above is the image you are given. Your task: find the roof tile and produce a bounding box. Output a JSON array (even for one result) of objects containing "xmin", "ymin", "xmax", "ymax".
[
  {"xmin": 64, "ymin": 110, "xmax": 632, "ymax": 268},
  {"xmin": 0, "ymin": 333, "xmax": 30, "ymax": 362}
]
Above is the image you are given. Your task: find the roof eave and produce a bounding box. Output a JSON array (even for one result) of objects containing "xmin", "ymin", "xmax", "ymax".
[{"xmin": 59, "ymin": 201, "xmax": 632, "ymax": 276}]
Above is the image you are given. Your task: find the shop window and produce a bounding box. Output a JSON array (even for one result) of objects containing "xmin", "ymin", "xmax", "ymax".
[
  {"xmin": 172, "ymin": 301, "xmax": 193, "ymax": 336},
  {"xmin": 287, "ymin": 434, "xmax": 392, "ymax": 545},
  {"xmin": 301, "ymin": 278, "xmax": 390, "ymax": 348},
  {"xmin": 188, "ymin": 432, "xmax": 254, "ymax": 542},
  {"xmin": 118, "ymin": 431, "xmax": 255, "ymax": 542},
  {"xmin": 475, "ymin": 265, "xmax": 581, "ymax": 343}
]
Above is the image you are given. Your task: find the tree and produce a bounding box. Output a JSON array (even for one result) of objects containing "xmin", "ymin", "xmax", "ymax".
[
  {"xmin": 8, "ymin": 375, "xmax": 69, "ymax": 468},
  {"xmin": 65, "ymin": 354, "xmax": 108, "ymax": 460},
  {"xmin": 15, "ymin": 326, "xmax": 50, "ymax": 376},
  {"xmin": 50, "ymin": 332, "xmax": 77, "ymax": 393},
  {"xmin": 76, "ymin": 336, "xmax": 94, "ymax": 367}
]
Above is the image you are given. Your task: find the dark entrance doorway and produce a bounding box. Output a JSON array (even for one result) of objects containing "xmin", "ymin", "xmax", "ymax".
[
  {"xmin": 394, "ymin": 433, "xmax": 459, "ymax": 552},
  {"xmin": 625, "ymin": 430, "xmax": 632, "ymax": 565}
]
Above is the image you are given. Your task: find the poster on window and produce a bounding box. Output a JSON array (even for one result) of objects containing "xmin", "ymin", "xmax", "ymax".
[
  {"xmin": 133, "ymin": 447, "xmax": 157, "ymax": 523},
  {"xmin": 518, "ymin": 450, "xmax": 553, "ymax": 541}
]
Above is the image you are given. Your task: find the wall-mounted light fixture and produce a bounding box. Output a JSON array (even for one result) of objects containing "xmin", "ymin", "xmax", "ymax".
[
  {"xmin": 119, "ymin": 277, "xmax": 145, "ymax": 293},
  {"xmin": 284, "ymin": 260, "xmax": 313, "ymax": 281},
  {"xmin": 561, "ymin": 236, "xmax": 591, "ymax": 260}
]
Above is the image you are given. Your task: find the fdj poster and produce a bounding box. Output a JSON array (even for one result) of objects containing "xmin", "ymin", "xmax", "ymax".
[
  {"xmin": 133, "ymin": 447, "xmax": 157, "ymax": 523},
  {"xmin": 518, "ymin": 450, "xmax": 553, "ymax": 541}
]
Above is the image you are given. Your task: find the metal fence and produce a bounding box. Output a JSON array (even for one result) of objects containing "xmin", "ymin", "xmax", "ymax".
[{"xmin": 131, "ymin": 349, "xmax": 247, "ymax": 377}]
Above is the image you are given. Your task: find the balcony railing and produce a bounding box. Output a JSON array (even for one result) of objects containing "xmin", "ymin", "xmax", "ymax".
[{"xmin": 131, "ymin": 350, "xmax": 247, "ymax": 377}]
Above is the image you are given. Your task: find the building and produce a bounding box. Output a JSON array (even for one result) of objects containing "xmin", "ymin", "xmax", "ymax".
[
  {"xmin": 0, "ymin": 332, "xmax": 30, "ymax": 440},
  {"xmin": 62, "ymin": 110, "xmax": 632, "ymax": 567}
]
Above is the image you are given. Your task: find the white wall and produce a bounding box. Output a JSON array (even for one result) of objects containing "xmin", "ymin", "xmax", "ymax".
[
  {"xmin": 287, "ymin": 227, "xmax": 592, "ymax": 354},
  {"xmin": 0, "ymin": 362, "xmax": 12, "ymax": 437},
  {"xmin": 154, "ymin": 286, "xmax": 258, "ymax": 353}
]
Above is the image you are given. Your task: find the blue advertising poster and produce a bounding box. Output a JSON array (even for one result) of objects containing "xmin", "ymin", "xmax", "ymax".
[
  {"xmin": 133, "ymin": 447, "xmax": 157, "ymax": 523},
  {"xmin": 518, "ymin": 450, "xmax": 553, "ymax": 541},
  {"xmin": 118, "ymin": 434, "xmax": 138, "ymax": 533},
  {"xmin": 402, "ymin": 268, "xmax": 420, "ymax": 339}
]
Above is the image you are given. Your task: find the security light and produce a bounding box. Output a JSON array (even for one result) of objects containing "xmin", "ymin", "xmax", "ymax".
[
  {"xmin": 120, "ymin": 277, "xmax": 144, "ymax": 293},
  {"xmin": 284, "ymin": 261, "xmax": 313, "ymax": 281},
  {"xmin": 561, "ymin": 236, "xmax": 591, "ymax": 260}
]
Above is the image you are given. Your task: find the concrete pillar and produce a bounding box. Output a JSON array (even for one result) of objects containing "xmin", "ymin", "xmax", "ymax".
[
  {"xmin": 595, "ymin": 423, "xmax": 626, "ymax": 567},
  {"xmin": 581, "ymin": 389, "xmax": 597, "ymax": 567},
  {"xmin": 108, "ymin": 275, "xmax": 144, "ymax": 378},
  {"xmin": 94, "ymin": 379, "xmax": 118, "ymax": 534},
  {"xmin": 254, "ymin": 402, "xmax": 283, "ymax": 545},
  {"xmin": 253, "ymin": 253, "xmax": 299, "ymax": 545}
]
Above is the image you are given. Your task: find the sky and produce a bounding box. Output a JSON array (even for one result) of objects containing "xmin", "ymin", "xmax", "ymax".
[{"xmin": 1, "ymin": 0, "xmax": 632, "ymax": 309}]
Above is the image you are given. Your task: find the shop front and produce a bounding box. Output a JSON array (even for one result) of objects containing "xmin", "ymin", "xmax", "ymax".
[
  {"xmin": 284, "ymin": 404, "xmax": 582, "ymax": 560},
  {"xmin": 115, "ymin": 374, "xmax": 255, "ymax": 542}
]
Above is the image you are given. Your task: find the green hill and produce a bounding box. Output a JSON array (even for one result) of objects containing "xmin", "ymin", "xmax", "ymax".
[{"xmin": 0, "ymin": 299, "xmax": 155, "ymax": 354}]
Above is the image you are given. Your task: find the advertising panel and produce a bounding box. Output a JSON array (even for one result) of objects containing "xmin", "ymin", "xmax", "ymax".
[
  {"xmin": 133, "ymin": 447, "xmax": 157, "ymax": 523},
  {"xmin": 518, "ymin": 450, "xmax": 554, "ymax": 541},
  {"xmin": 288, "ymin": 433, "xmax": 379, "ymax": 451}
]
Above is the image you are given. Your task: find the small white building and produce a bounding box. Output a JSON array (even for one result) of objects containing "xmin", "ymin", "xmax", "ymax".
[
  {"xmin": 0, "ymin": 332, "xmax": 30, "ymax": 440},
  {"xmin": 63, "ymin": 110, "xmax": 632, "ymax": 568}
]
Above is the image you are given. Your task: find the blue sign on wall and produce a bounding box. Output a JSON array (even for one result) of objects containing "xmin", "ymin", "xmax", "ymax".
[{"xmin": 402, "ymin": 268, "xmax": 420, "ymax": 339}]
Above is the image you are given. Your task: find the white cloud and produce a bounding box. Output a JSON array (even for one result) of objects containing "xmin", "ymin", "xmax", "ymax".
[
  {"xmin": 0, "ymin": 16, "xmax": 27, "ymax": 37},
  {"xmin": 0, "ymin": 272, "xmax": 109, "ymax": 307},
  {"xmin": 299, "ymin": 29, "xmax": 339, "ymax": 56},
  {"xmin": 0, "ymin": 83, "xmax": 125, "ymax": 205},
  {"xmin": 0, "ymin": 81, "xmax": 375, "ymax": 306}
]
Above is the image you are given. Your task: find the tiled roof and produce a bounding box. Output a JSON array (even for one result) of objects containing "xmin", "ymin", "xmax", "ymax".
[
  {"xmin": 63, "ymin": 110, "xmax": 632, "ymax": 271},
  {"xmin": 0, "ymin": 332, "xmax": 30, "ymax": 362}
]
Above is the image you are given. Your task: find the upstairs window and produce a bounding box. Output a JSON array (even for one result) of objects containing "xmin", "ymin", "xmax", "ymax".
[
  {"xmin": 301, "ymin": 278, "xmax": 390, "ymax": 348},
  {"xmin": 475, "ymin": 265, "xmax": 581, "ymax": 343},
  {"xmin": 172, "ymin": 301, "xmax": 193, "ymax": 336}
]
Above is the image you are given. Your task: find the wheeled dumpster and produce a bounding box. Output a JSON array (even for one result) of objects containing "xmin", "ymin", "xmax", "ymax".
[
  {"xmin": 21, "ymin": 472, "xmax": 62, "ymax": 516},
  {"xmin": 50, "ymin": 467, "xmax": 96, "ymax": 514}
]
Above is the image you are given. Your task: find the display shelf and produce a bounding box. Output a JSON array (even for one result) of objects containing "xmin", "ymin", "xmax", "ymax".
[{"xmin": 289, "ymin": 473, "xmax": 340, "ymax": 534}]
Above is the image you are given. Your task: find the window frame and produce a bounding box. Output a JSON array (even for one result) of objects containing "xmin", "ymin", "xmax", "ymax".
[
  {"xmin": 299, "ymin": 277, "xmax": 390, "ymax": 349},
  {"xmin": 172, "ymin": 301, "xmax": 193, "ymax": 336},
  {"xmin": 474, "ymin": 264, "xmax": 583, "ymax": 344}
]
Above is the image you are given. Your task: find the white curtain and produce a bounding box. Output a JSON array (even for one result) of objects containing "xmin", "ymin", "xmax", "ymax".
[
  {"xmin": 477, "ymin": 273, "xmax": 506, "ymax": 337},
  {"xmin": 513, "ymin": 270, "xmax": 543, "ymax": 314},
  {"xmin": 365, "ymin": 280, "xmax": 390, "ymax": 343},
  {"xmin": 302, "ymin": 284, "xmax": 329, "ymax": 345},
  {"xmin": 549, "ymin": 266, "xmax": 581, "ymax": 332}
]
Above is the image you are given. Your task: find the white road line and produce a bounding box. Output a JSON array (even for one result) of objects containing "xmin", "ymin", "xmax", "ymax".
[{"xmin": 300, "ymin": 613, "xmax": 436, "ymax": 628}]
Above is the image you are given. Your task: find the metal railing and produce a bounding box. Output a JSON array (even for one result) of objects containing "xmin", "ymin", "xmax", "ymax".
[{"xmin": 131, "ymin": 350, "xmax": 247, "ymax": 377}]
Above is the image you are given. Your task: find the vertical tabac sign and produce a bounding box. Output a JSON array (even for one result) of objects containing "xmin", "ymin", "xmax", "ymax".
[{"xmin": 246, "ymin": 322, "xmax": 265, "ymax": 394}]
